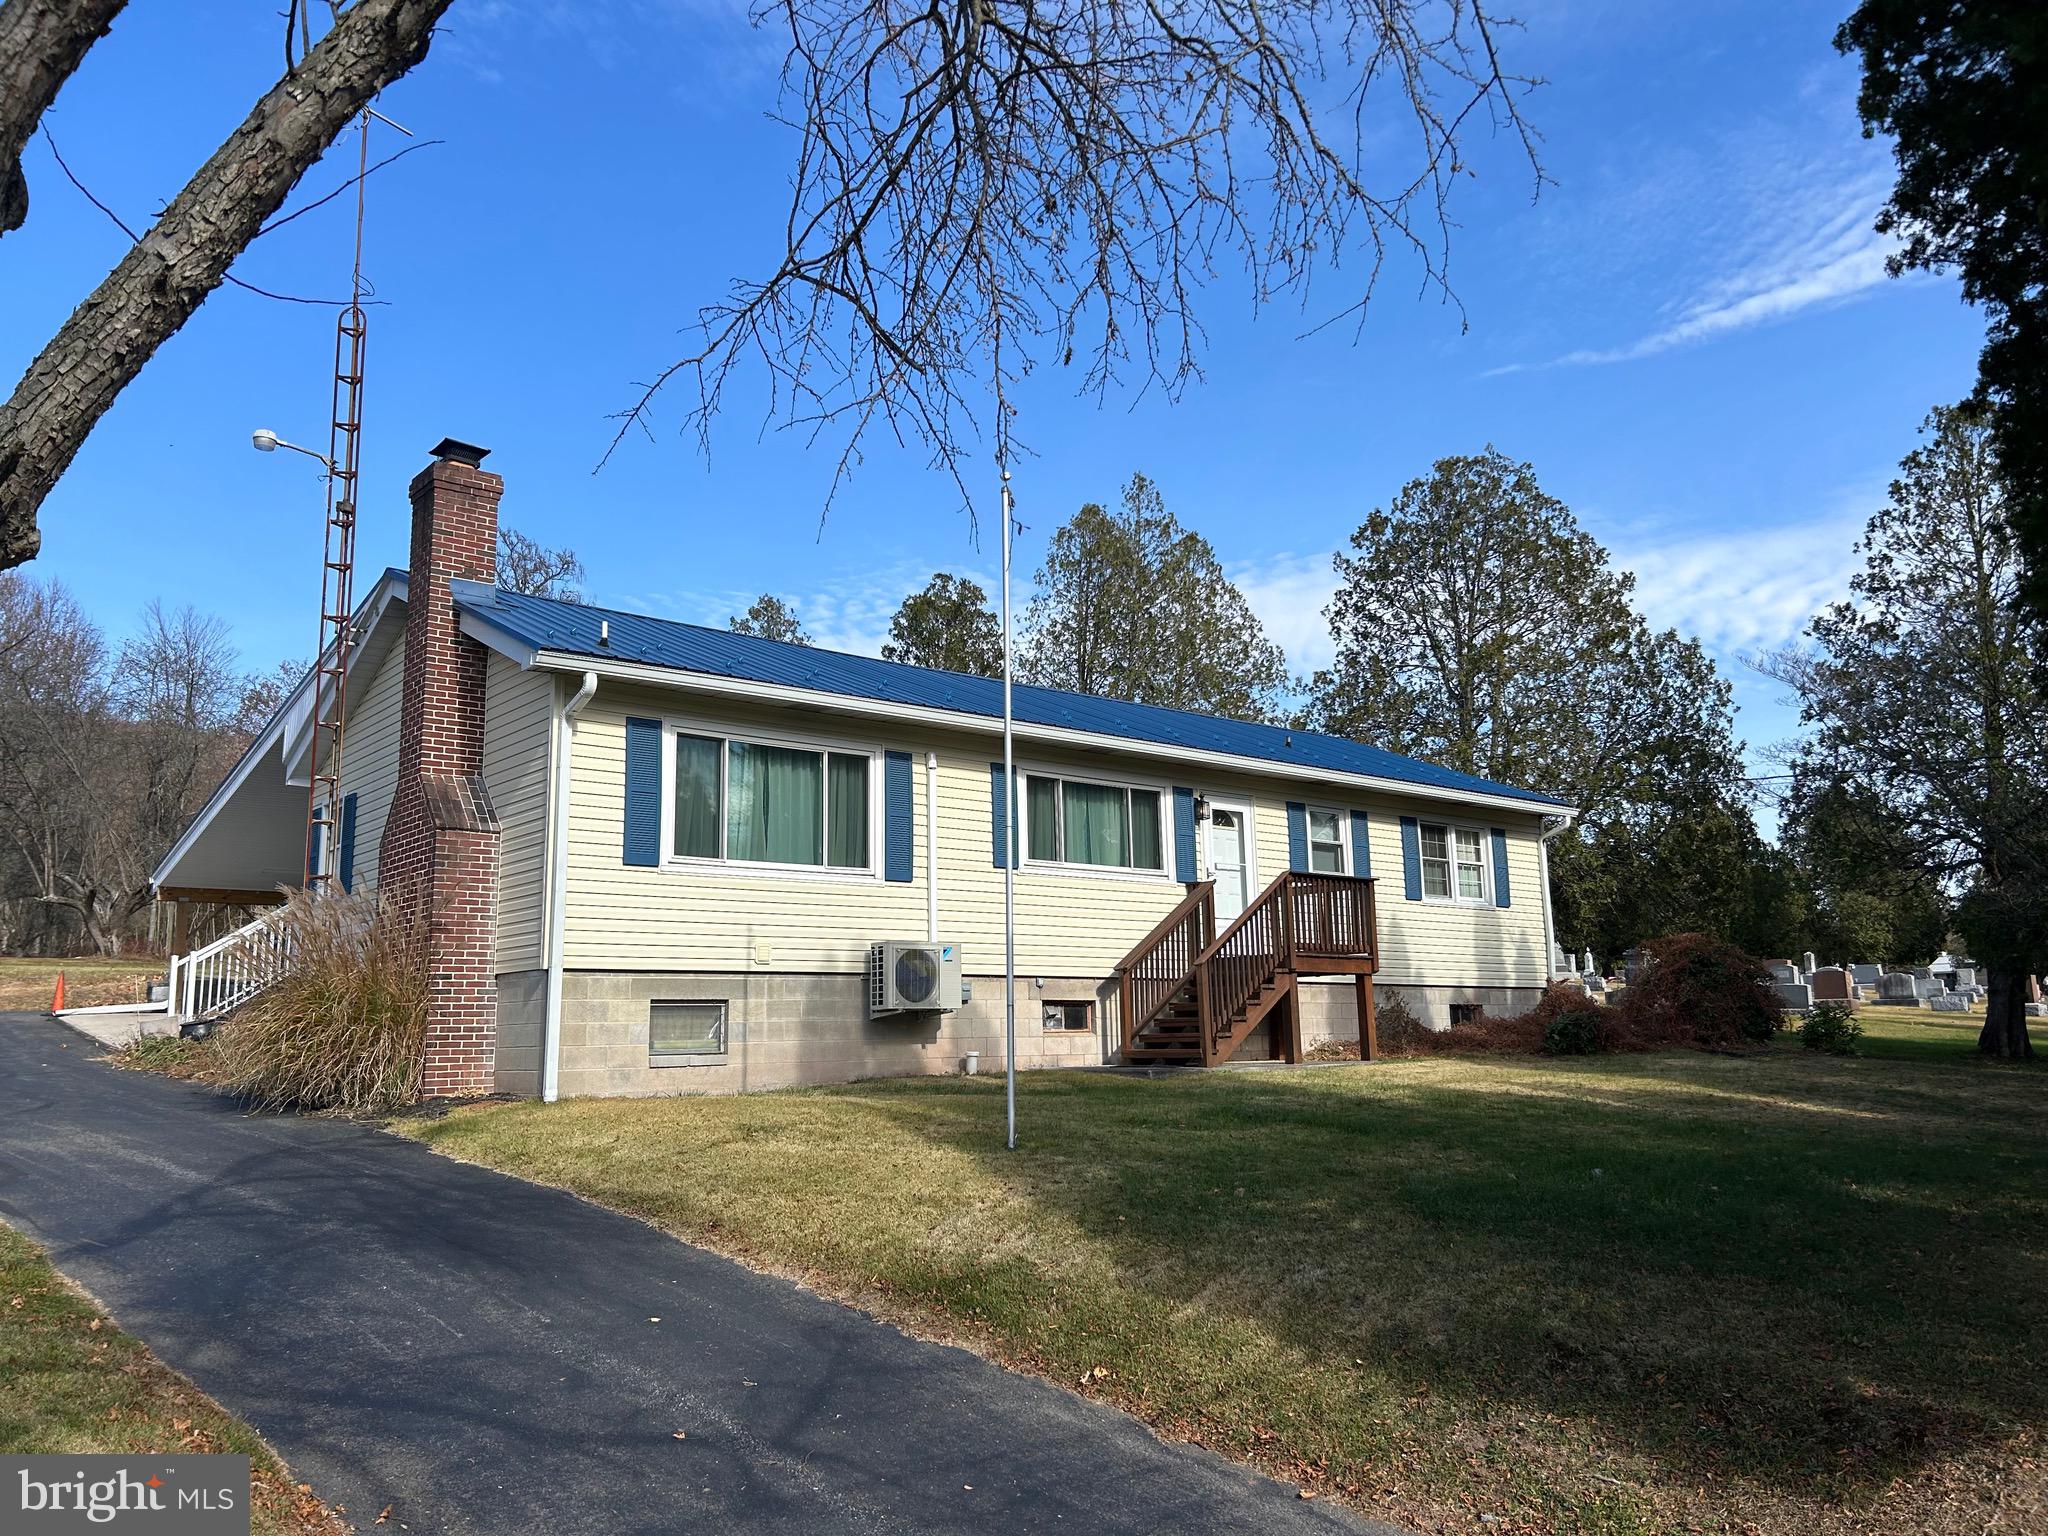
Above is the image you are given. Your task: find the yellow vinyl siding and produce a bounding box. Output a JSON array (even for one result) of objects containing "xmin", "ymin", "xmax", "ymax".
[
  {"xmin": 328, "ymin": 635, "xmax": 406, "ymax": 895},
  {"xmin": 484, "ymin": 657, "xmax": 554, "ymax": 972},
  {"xmin": 556, "ymin": 682, "xmax": 1553, "ymax": 989}
]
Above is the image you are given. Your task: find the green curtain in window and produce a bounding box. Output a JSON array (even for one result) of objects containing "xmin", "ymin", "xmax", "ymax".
[
  {"xmin": 1026, "ymin": 776, "xmax": 1060, "ymax": 861},
  {"xmin": 1064, "ymin": 781, "xmax": 1129, "ymax": 867},
  {"xmin": 673, "ymin": 734, "xmax": 721, "ymax": 858},
  {"xmin": 827, "ymin": 753, "xmax": 869, "ymax": 868},
  {"xmin": 1129, "ymin": 789, "xmax": 1162, "ymax": 870},
  {"xmin": 728, "ymin": 741, "xmax": 823, "ymax": 864}
]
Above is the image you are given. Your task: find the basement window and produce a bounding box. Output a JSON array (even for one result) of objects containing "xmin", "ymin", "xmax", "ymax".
[
  {"xmin": 1043, "ymin": 1001, "xmax": 1094, "ymax": 1033},
  {"xmin": 1448, "ymin": 1003, "xmax": 1482, "ymax": 1027},
  {"xmin": 650, "ymin": 1000, "xmax": 727, "ymax": 1062}
]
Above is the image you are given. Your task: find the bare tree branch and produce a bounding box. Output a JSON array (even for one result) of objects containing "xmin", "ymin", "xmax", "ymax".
[{"xmin": 604, "ymin": 0, "xmax": 1544, "ymax": 520}]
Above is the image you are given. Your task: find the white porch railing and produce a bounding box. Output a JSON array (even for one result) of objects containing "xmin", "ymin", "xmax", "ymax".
[{"xmin": 167, "ymin": 907, "xmax": 296, "ymax": 1022}]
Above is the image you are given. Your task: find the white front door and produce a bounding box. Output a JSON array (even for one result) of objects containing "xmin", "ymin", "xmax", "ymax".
[{"xmin": 1207, "ymin": 804, "xmax": 1251, "ymax": 922}]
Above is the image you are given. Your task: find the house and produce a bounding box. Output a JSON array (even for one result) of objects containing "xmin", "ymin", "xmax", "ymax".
[{"xmin": 153, "ymin": 439, "xmax": 1578, "ymax": 1100}]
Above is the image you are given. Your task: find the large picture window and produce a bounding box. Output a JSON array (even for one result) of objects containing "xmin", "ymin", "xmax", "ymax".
[
  {"xmin": 1418, "ymin": 821, "xmax": 1488, "ymax": 902},
  {"xmin": 671, "ymin": 729, "xmax": 872, "ymax": 871},
  {"xmin": 1023, "ymin": 773, "xmax": 1164, "ymax": 872}
]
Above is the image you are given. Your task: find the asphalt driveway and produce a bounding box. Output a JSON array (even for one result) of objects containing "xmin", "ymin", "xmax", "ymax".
[{"xmin": 0, "ymin": 1012, "xmax": 1391, "ymax": 1535}]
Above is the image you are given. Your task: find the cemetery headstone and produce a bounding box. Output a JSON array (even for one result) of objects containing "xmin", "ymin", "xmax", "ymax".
[
  {"xmin": 1775, "ymin": 981, "xmax": 1814, "ymax": 1011},
  {"xmin": 1809, "ymin": 967, "xmax": 1853, "ymax": 1003},
  {"xmin": 1875, "ymin": 971, "xmax": 1925, "ymax": 1008}
]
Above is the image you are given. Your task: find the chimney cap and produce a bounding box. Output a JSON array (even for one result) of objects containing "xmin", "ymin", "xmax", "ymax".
[{"xmin": 430, "ymin": 437, "xmax": 491, "ymax": 467}]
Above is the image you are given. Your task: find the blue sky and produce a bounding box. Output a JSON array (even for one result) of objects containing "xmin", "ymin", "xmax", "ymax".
[{"xmin": 1, "ymin": 0, "xmax": 1986, "ymax": 813}]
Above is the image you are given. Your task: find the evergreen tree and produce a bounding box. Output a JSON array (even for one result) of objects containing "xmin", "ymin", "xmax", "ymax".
[
  {"xmin": 1021, "ymin": 474, "xmax": 1290, "ymax": 722},
  {"xmin": 728, "ymin": 595, "xmax": 811, "ymax": 645},
  {"xmin": 882, "ymin": 573, "xmax": 1002, "ymax": 676}
]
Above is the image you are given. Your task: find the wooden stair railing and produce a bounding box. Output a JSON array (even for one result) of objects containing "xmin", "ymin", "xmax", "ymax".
[
  {"xmin": 1114, "ymin": 881, "xmax": 1215, "ymax": 1058},
  {"xmin": 1114, "ymin": 871, "xmax": 1380, "ymax": 1067}
]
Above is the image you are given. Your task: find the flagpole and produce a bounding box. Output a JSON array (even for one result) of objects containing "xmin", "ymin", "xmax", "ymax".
[{"xmin": 1001, "ymin": 467, "xmax": 1017, "ymax": 1152}]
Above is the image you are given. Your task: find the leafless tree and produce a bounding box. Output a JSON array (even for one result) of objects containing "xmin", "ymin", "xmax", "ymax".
[
  {"xmin": 1, "ymin": 0, "xmax": 1536, "ymax": 572},
  {"xmin": 606, "ymin": 0, "xmax": 1541, "ymax": 515},
  {"xmin": 0, "ymin": 575, "xmax": 266, "ymax": 953},
  {"xmin": 497, "ymin": 528, "xmax": 586, "ymax": 602}
]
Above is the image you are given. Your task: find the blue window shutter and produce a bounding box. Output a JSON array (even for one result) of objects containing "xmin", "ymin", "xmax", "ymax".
[
  {"xmin": 1399, "ymin": 816, "xmax": 1423, "ymax": 901},
  {"xmin": 988, "ymin": 762, "xmax": 1017, "ymax": 868},
  {"xmin": 1491, "ymin": 827, "xmax": 1511, "ymax": 908},
  {"xmin": 338, "ymin": 793, "xmax": 358, "ymax": 892},
  {"xmin": 884, "ymin": 751, "xmax": 914, "ymax": 882},
  {"xmin": 1349, "ymin": 810, "xmax": 1370, "ymax": 878},
  {"xmin": 1173, "ymin": 787, "xmax": 1198, "ymax": 883},
  {"xmin": 623, "ymin": 716, "xmax": 662, "ymax": 867},
  {"xmin": 1285, "ymin": 801, "xmax": 1309, "ymax": 872}
]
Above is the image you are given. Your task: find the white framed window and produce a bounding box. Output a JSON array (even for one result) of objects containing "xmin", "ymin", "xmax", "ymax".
[
  {"xmin": 1020, "ymin": 770, "xmax": 1168, "ymax": 876},
  {"xmin": 1306, "ymin": 806, "xmax": 1347, "ymax": 875},
  {"xmin": 664, "ymin": 722, "xmax": 877, "ymax": 877},
  {"xmin": 1418, "ymin": 821, "xmax": 1490, "ymax": 904},
  {"xmin": 651, "ymin": 1000, "xmax": 727, "ymax": 1061}
]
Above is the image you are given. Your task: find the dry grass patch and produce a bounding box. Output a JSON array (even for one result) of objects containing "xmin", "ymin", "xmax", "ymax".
[
  {"xmin": 0, "ymin": 1221, "xmax": 341, "ymax": 1535},
  {"xmin": 399, "ymin": 1048, "xmax": 2047, "ymax": 1536},
  {"xmin": 0, "ymin": 956, "xmax": 162, "ymax": 1012}
]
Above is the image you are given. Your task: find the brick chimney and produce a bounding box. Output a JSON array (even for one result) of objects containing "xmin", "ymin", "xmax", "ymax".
[{"xmin": 381, "ymin": 438, "xmax": 503, "ymax": 1098}]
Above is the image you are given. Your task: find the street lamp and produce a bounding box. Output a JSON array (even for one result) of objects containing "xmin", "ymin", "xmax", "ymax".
[{"xmin": 250, "ymin": 427, "xmax": 333, "ymax": 471}]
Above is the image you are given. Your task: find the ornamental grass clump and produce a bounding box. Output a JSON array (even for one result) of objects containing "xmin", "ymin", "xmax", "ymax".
[{"xmin": 211, "ymin": 888, "xmax": 427, "ymax": 1114}]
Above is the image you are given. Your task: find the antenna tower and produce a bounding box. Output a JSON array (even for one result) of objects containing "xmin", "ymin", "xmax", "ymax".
[{"xmin": 303, "ymin": 110, "xmax": 378, "ymax": 888}]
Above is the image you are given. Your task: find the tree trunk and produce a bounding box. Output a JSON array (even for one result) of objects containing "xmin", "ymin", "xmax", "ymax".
[
  {"xmin": 0, "ymin": 0, "xmax": 455, "ymax": 570},
  {"xmin": 0, "ymin": 0, "xmax": 129, "ymax": 237},
  {"xmin": 1978, "ymin": 970, "xmax": 2036, "ymax": 1060}
]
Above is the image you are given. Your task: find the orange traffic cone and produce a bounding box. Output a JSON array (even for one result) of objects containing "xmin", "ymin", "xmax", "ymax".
[{"xmin": 50, "ymin": 971, "xmax": 66, "ymax": 1013}]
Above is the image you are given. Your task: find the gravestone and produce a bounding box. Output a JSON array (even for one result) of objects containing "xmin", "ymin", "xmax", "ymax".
[
  {"xmin": 1850, "ymin": 963, "xmax": 1881, "ymax": 988},
  {"xmin": 1874, "ymin": 971, "xmax": 1925, "ymax": 1008},
  {"xmin": 2028, "ymin": 976, "xmax": 2043, "ymax": 1004},
  {"xmin": 2027, "ymin": 1002, "xmax": 2046, "ymax": 1018},
  {"xmin": 1585, "ymin": 975, "xmax": 1608, "ymax": 997},
  {"xmin": 1928, "ymin": 993, "xmax": 1970, "ymax": 1013},
  {"xmin": 1954, "ymin": 967, "xmax": 1978, "ymax": 990},
  {"xmin": 1801, "ymin": 951, "xmax": 1817, "ymax": 976},
  {"xmin": 1809, "ymin": 966, "xmax": 1853, "ymax": 1003},
  {"xmin": 1582, "ymin": 949, "xmax": 1597, "ymax": 978},
  {"xmin": 1770, "ymin": 961, "xmax": 1800, "ymax": 986},
  {"xmin": 1775, "ymin": 981, "xmax": 1814, "ymax": 1011},
  {"xmin": 1915, "ymin": 975, "xmax": 1945, "ymax": 1000},
  {"xmin": 1624, "ymin": 948, "xmax": 1646, "ymax": 985},
  {"xmin": 1553, "ymin": 942, "xmax": 1571, "ymax": 977}
]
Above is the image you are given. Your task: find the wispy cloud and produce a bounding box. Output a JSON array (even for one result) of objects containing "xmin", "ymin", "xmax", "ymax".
[
  {"xmin": 1231, "ymin": 552, "xmax": 1341, "ymax": 675},
  {"xmin": 1610, "ymin": 511, "xmax": 1864, "ymax": 655}
]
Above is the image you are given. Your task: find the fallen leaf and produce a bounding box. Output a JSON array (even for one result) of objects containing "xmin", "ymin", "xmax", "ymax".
[
  {"xmin": 671, "ymin": 1432, "xmax": 687, "ymax": 1441},
  {"xmin": 1298, "ymin": 1489, "xmax": 1316, "ymax": 1500},
  {"xmin": 375, "ymin": 1505, "xmax": 393, "ymax": 1525},
  {"xmin": 88, "ymin": 1319, "xmax": 102, "ymax": 1332}
]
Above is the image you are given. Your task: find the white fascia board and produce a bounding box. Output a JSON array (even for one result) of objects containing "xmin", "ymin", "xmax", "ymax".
[
  {"xmin": 280, "ymin": 572, "xmax": 409, "ymax": 783},
  {"xmin": 525, "ymin": 649, "xmax": 1578, "ymax": 821},
  {"xmin": 458, "ymin": 607, "xmax": 539, "ymax": 668}
]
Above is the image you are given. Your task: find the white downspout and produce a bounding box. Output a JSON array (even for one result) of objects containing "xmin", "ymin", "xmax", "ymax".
[
  {"xmin": 925, "ymin": 750, "xmax": 940, "ymax": 942},
  {"xmin": 541, "ymin": 671, "xmax": 599, "ymax": 1103},
  {"xmin": 1537, "ymin": 812, "xmax": 1577, "ymax": 983}
]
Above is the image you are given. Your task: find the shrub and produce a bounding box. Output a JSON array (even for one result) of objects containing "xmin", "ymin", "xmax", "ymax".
[
  {"xmin": 1615, "ymin": 933, "xmax": 1783, "ymax": 1050},
  {"xmin": 1390, "ymin": 983, "xmax": 1594, "ymax": 1057},
  {"xmin": 209, "ymin": 888, "xmax": 428, "ymax": 1113},
  {"xmin": 1543, "ymin": 1006, "xmax": 1605, "ymax": 1056},
  {"xmin": 1800, "ymin": 1001, "xmax": 1863, "ymax": 1056},
  {"xmin": 1371, "ymin": 987, "xmax": 1429, "ymax": 1052}
]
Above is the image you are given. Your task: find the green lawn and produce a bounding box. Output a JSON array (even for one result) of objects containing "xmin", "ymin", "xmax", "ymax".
[
  {"xmin": 0, "ymin": 1221, "xmax": 341, "ymax": 1535},
  {"xmin": 1845, "ymin": 999, "xmax": 2047, "ymax": 1064},
  {"xmin": 396, "ymin": 1041, "xmax": 2047, "ymax": 1536}
]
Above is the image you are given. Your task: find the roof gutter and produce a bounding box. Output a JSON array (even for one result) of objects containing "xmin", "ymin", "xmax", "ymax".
[
  {"xmin": 1537, "ymin": 812, "xmax": 1579, "ymax": 982},
  {"xmin": 541, "ymin": 670, "xmax": 599, "ymax": 1103},
  {"xmin": 515, "ymin": 650, "xmax": 1579, "ymax": 821}
]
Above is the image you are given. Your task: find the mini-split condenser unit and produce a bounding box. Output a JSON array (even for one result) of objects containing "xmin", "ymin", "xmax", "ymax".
[{"xmin": 868, "ymin": 940, "xmax": 964, "ymax": 1016}]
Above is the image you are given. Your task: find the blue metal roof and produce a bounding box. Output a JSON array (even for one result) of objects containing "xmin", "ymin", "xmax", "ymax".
[{"xmin": 452, "ymin": 580, "xmax": 1571, "ymax": 810}]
